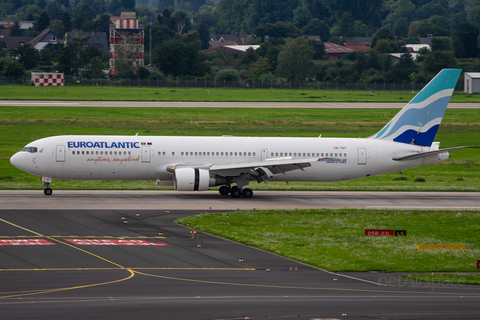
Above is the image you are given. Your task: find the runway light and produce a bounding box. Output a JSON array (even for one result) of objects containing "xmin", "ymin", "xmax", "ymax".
[
  {"xmin": 289, "ymin": 267, "xmax": 293, "ymax": 271},
  {"xmin": 121, "ymin": 216, "xmax": 126, "ymax": 220},
  {"xmin": 158, "ymin": 232, "xmax": 163, "ymax": 236},
  {"xmin": 334, "ymin": 278, "xmax": 338, "ymax": 281},
  {"xmin": 136, "ymin": 213, "xmax": 140, "ymax": 217},
  {"xmin": 239, "ymin": 258, "xmax": 243, "ymax": 262},
  {"xmin": 294, "ymin": 267, "xmax": 298, "ymax": 271},
  {"xmin": 166, "ymin": 210, "xmax": 169, "ymax": 213},
  {"xmin": 342, "ymin": 313, "xmax": 347, "ymax": 317},
  {"xmin": 266, "ymin": 268, "xmax": 270, "ymax": 272},
  {"xmin": 197, "ymin": 244, "xmax": 201, "ymax": 248},
  {"xmin": 124, "ymin": 220, "xmax": 128, "ymax": 224}
]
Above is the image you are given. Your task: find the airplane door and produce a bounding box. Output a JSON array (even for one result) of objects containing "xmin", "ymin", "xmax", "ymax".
[
  {"xmin": 357, "ymin": 148, "xmax": 367, "ymax": 165},
  {"xmin": 261, "ymin": 148, "xmax": 268, "ymax": 161},
  {"xmin": 56, "ymin": 145, "xmax": 65, "ymax": 162},
  {"xmin": 141, "ymin": 146, "xmax": 151, "ymax": 163}
]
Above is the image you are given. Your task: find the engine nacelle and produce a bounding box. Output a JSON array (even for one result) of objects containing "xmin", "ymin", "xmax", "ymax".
[{"xmin": 173, "ymin": 167, "xmax": 210, "ymax": 191}]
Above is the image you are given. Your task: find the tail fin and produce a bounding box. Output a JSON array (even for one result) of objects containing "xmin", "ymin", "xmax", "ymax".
[{"xmin": 371, "ymin": 69, "xmax": 461, "ymax": 147}]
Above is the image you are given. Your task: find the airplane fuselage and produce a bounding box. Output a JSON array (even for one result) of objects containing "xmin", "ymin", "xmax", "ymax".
[{"xmin": 11, "ymin": 135, "xmax": 450, "ymax": 185}]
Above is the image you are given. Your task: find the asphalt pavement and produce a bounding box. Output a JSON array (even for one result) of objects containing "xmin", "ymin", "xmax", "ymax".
[{"xmin": 1, "ymin": 208, "xmax": 479, "ymax": 320}]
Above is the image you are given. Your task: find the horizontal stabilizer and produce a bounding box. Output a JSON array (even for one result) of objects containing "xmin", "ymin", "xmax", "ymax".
[{"xmin": 392, "ymin": 146, "xmax": 467, "ymax": 161}]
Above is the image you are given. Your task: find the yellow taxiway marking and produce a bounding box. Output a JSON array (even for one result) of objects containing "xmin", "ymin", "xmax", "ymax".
[
  {"xmin": 0, "ymin": 218, "xmax": 125, "ymax": 269},
  {"xmin": 133, "ymin": 270, "xmax": 480, "ymax": 297},
  {"xmin": 0, "ymin": 218, "xmax": 44, "ymax": 236},
  {"xmin": 0, "ymin": 269, "xmax": 135, "ymax": 299}
]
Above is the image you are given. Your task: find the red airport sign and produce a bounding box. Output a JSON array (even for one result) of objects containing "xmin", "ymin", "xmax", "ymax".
[
  {"xmin": 64, "ymin": 239, "xmax": 168, "ymax": 246},
  {"xmin": 0, "ymin": 239, "xmax": 55, "ymax": 245},
  {"xmin": 365, "ymin": 229, "xmax": 394, "ymax": 236},
  {"xmin": 477, "ymin": 260, "xmax": 480, "ymax": 269},
  {"xmin": 365, "ymin": 230, "xmax": 407, "ymax": 236}
]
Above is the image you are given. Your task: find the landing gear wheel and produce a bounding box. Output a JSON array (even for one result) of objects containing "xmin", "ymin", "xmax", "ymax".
[
  {"xmin": 230, "ymin": 188, "xmax": 242, "ymax": 198},
  {"xmin": 44, "ymin": 188, "xmax": 53, "ymax": 196},
  {"xmin": 219, "ymin": 186, "xmax": 230, "ymax": 196},
  {"xmin": 242, "ymin": 188, "xmax": 253, "ymax": 198}
]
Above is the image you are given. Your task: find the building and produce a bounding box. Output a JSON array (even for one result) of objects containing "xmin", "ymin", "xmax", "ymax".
[
  {"xmin": 65, "ymin": 31, "xmax": 109, "ymax": 52},
  {"xmin": 464, "ymin": 72, "xmax": 480, "ymax": 94},
  {"xmin": 2, "ymin": 28, "xmax": 59, "ymax": 51},
  {"xmin": 323, "ymin": 42, "xmax": 354, "ymax": 61},
  {"xmin": 0, "ymin": 20, "xmax": 34, "ymax": 29},
  {"xmin": 345, "ymin": 39, "xmax": 370, "ymax": 53},
  {"xmin": 209, "ymin": 34, "xmax": 252, "ymax": 49},
  {"xmin": 202, "ymin": 45, "xmax": 260, "ymax": 58},
  {"xmin": 29, "ymin": 28, "xmax": 59, "ymax": 50},
  {"xmin": 109, "ymin": 12, "xmax": 144, "ymax": 74},
  {"xmin": 2, "ymin": 36, "xmax": 34, "ymax": 50}
]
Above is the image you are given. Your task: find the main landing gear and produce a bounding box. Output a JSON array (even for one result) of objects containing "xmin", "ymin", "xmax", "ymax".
[{"xmin": 218, "ymin": 185, "xmax": 253, "ymax": 198}]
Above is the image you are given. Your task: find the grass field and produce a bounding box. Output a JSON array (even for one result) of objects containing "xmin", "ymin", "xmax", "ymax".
[
  {"xmin": 0, "ymin": 106, "xmax": 478, "ymax": 191},
  {"xmin": 177, "ymin": 209, "xmax": 480, "ymax": 273},
  {"xmin": 2, "ymin": 85, "xmax": 480, "ymax": 102}
]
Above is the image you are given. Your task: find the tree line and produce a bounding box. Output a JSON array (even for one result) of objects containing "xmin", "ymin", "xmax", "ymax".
[{"xmin": 1, "ymin": 0, "xmax": 480, "ymax": 84}]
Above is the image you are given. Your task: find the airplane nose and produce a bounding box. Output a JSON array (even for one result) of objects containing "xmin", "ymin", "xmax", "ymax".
[{"xmin": 10, "ymin": 153, "xmax": 21, "ymax": 169}]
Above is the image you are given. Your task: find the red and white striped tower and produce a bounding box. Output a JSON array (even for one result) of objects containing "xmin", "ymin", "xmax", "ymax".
[{"xmin": 109, "ymin": 12, "xmax": 144, "ymax": 74}]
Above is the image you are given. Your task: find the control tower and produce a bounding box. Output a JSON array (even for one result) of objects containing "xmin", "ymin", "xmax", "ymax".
[{"xmin": 109, "ymin": 12, "xmax": 144, "ymax": 74}]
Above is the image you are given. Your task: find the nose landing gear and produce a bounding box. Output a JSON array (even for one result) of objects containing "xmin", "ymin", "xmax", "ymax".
[{"xmin": 42, "ymin": 179, "xmax": 53, "ymax": 196}]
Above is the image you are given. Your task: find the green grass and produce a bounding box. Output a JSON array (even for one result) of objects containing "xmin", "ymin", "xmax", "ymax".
[
  {"xmin": 2, "ymin": 85, "xmax": 480, "ymax": 102},
  {"xmin": 177, "ymin": 209, "xmax": 480, "ymax": 272},
  {"xmin": 403, "ymin": 273, "xmax": 480, "ymax": 285},
  {"xmin": 0, "ymin": 106, "xmax": 478, "ymax": 190}
]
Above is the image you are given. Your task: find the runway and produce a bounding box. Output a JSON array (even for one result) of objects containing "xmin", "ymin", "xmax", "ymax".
[
  {"xmin": 1, "ymin": 208, "xmax": 479, "ymax": 320},
  {"xmin": 1, "ymin": 190, "xmax": 479, "ymax": 211},
  {"xmin": 1, "ymin": 100, "xmax": 479, "ymax": 108}
]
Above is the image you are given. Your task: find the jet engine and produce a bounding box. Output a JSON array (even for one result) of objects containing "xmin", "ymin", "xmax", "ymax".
[{"xmin": 173, "ymin": 167, "xmax": 227, "ymax": 191}]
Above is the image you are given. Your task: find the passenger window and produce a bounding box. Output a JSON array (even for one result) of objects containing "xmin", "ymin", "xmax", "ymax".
[
  {"xmin": 253, "ymin": 152, "xmax": 255, "ymax": 156},
  {"xmin": 72, "ymin": 151, "xmax": 75, "ymax": 155},
  {"xmin": 82, "ymin": 151, "xmax": 85, "ymax": 155},
  {"xmin": 86, "ymin": 151, "xmax": 89, "ymax": 155},
  {"xmin": 128, "ymin": 151, "xmax": 131, "ymax": 155},
  {"xmin": 172, "ymin": 152, "xmax": 175, "ymax": 155}
]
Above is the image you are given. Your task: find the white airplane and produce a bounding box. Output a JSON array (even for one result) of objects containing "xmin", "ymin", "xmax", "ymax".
[{"xmin": 10, "ymin": 69, "xmax": 465, "ymax": 198}]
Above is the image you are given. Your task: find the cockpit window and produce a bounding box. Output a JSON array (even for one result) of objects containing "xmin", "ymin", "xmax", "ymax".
[{"xmin": 20, "ymin": 147, "xmax": 38, "ymax": 153}]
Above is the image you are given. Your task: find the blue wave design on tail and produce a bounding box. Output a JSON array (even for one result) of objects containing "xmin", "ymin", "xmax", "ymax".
[{"xmin": 371, "ymin": 69, "xmax": 461, "ymax": 147}]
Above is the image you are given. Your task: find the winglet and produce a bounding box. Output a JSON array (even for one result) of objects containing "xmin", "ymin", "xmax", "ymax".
[{"xmin": 370, "ymin": 69, "xmax": 462, "ymax": 147}]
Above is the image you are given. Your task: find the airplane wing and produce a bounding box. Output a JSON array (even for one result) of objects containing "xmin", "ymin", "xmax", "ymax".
[
  {"xmin": 208, "ymin": 157, "xmax": 321, "ymax": 177},
  {"xmin": 392, "ymin": 146, "xmax": 467, "ymax": 161}
]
